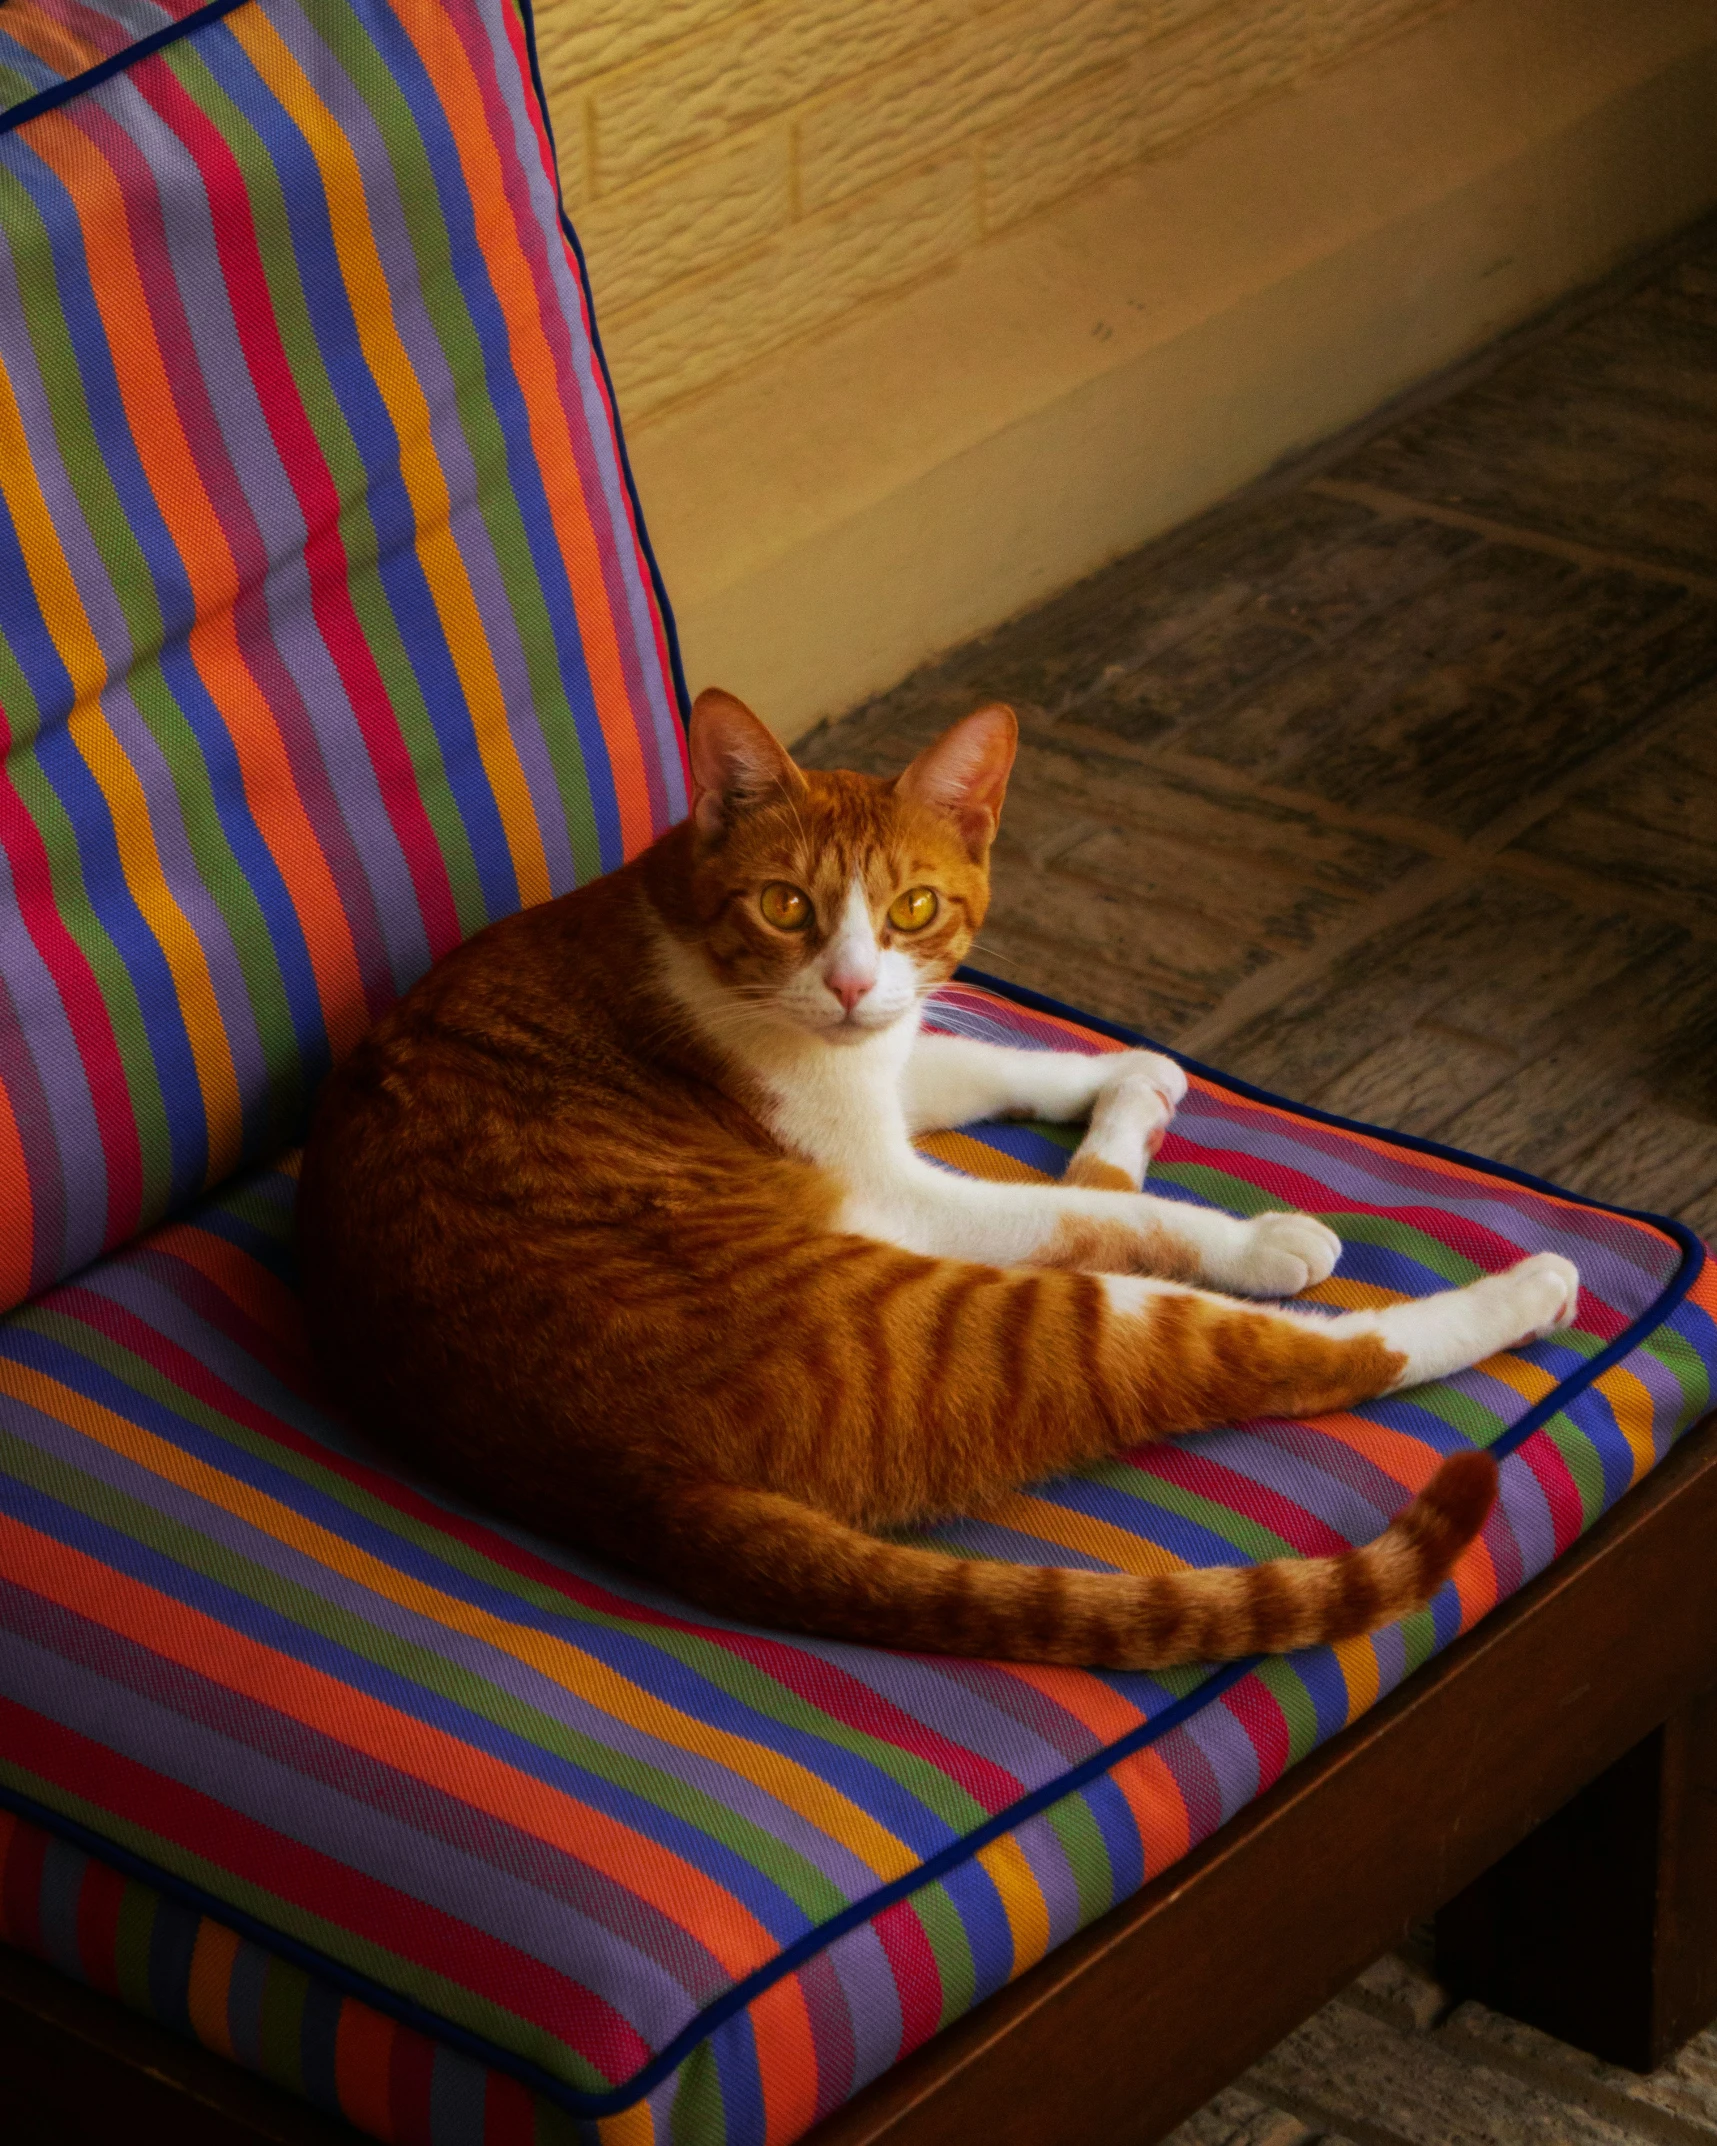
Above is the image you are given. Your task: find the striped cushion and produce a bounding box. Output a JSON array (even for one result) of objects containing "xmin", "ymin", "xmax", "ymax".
[
  {"xmin": 0, "ymin": 0, "xmax": 688, "ymax": 1314},
  {"xmin": 0, "ymin": 977, "xmax": 1710, "ymax": 2146}
]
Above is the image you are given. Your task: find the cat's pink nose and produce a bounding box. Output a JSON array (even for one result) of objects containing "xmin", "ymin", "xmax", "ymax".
[{"xmin": 826, "ymin": 967, "xmax": 874, "ymax": 1013}]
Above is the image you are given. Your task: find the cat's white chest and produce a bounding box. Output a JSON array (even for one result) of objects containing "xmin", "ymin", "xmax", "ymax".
[
  {"xmin": 747, "ymin": 1022, "xmax": 920, "ymax": 1184},
  {"xmin": 652, "ymin": 925, "xmax": 921, "ymax": 1182}
]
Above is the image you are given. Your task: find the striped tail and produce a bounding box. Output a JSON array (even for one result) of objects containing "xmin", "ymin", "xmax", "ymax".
[{"xmin": 657, "ymin": 1452, "xmax": 1498, "ymax": 1668}]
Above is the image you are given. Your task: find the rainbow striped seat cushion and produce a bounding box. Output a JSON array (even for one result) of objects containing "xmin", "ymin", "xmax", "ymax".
[
  {"xmin": 0, "ymin": 0, "xmax": 687, "ymax": 1315},
  {"xmin": 0, "ymin": 978, "xmax": 1711, "ymax": 2146}
]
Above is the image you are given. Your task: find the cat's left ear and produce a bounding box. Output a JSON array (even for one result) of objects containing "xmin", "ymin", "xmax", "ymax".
[
  {"xmin": 895, "ymin": 704, "xmax": 1018, "ymax": 857},
  {"xmin": 689, "ymin": 688, "xmax": 807, "ymax": 838}
]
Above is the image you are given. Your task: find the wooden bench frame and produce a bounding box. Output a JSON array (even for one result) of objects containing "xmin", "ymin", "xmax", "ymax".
[{"xmin": 4, "ymin": 1412, "xmax": 1715, "ymax": 2146}]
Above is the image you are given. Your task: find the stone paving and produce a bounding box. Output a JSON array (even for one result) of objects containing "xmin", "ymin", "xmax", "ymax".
[{"xmin": 796, "ymin": 215, "xmax": 1717, "ymax": 2145}]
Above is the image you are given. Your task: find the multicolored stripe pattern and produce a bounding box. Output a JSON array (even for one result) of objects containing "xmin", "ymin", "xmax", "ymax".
[
  {"xmin": 0, "ymin": 0, "xmax": 690, "ymax": 1315},
  {"xmin": 0, "ymin": 0, "xmax": 212, "ymax": 113},
  {"xmin": 0, "ymin": 977, "xmax": 1709, "ymax": 2146},
  {"xmin": 0, "ymin": 1802, "xmax": 582, "ymax": 2144}
]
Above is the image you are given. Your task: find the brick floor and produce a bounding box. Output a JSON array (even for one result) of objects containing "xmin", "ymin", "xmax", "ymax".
[{"xmin": 796, "ymin": 215, "xmax": 1717, "ymax": 2144}]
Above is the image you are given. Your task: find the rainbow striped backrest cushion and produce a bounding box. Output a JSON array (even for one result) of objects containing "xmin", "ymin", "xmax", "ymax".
[{"xmin": 0, "ymin": 0, "xmax": 689, "ymax": 1315}]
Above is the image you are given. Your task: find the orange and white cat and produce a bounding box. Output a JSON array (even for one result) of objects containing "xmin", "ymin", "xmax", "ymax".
[{"xmin": 297, "ymin": 690, "xmax": 1580, "ymax": 1667}]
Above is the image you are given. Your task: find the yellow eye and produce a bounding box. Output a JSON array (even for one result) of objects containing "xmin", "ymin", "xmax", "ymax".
[
  {"xmin": 759, "ymin": 882, "xmax": 812, "ymax": 931},
  {"xmin": 888, "ymin": 887, "xmax": 938, "ymax": 932}
]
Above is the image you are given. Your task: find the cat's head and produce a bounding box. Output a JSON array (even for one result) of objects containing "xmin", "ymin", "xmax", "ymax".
[{"xmin": 677, "ymin": 688, "xmax": 1017, "ymax": 1043}]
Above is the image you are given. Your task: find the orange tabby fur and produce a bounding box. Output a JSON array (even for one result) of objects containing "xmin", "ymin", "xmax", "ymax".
[{"xmin": 297, "ymin": 692, "xmax": 1502, "ymax": 1669}]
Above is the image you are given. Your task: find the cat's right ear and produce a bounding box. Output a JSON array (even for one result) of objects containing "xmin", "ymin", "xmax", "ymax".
[
  {"xmin": 895, "ymin": 703, "xmax": 1018, "ymax": 857},
  {"xmin": 689, "ymin": 688, "xmax": 807, "ymax": 839}
]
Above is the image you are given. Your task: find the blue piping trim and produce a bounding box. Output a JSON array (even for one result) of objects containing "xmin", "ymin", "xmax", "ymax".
[
  {"xmin": 509, "ymin": 0, "xmax": 693, "ymax": 738},
  {"xmin": 0, "ymin": 0, "xmax": 252, "ymax": 139},
  {"xmin": 8, "ymin": 1660, "xmax": 1261, "ymax": 2116},
  {"xmin": 7, "ymin": 963, "xmax": 1705, "ymax": 2114},
  {"xmin": 0, "ymin": 1779, "xmax": 603, "ymax": 2108}
]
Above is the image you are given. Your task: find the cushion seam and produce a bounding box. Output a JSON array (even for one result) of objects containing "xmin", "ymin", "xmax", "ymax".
[{"xmin": 0, "ymin": 0, "xmax": 253, "ymax": 139}]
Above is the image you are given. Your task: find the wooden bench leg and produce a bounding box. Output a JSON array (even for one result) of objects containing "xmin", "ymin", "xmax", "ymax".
[{"xmin": 1436, "ymin": 1685, "xmax": 1717, "ymax": 2071}]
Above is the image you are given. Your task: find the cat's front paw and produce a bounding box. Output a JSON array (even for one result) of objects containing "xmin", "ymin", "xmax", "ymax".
[
  {"xmin": 1229, "ymin": 1210, "xmax": 1343, "ymax": 1297},
  {"xmin": 1100, "ymin": 1052, "xmax": 1186, "ymax": 1155},
  {"xmin": 1063, "ymin": 1055, "xmax": 1187, "ymax": 1188},
  {"xmin": 1103, "ymin": 1050, "xmax": 1186, "ymax": 1109}
]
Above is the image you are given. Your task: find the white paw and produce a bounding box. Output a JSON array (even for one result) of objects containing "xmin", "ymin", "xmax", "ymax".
[
  {"xmin": 1372, "ymin": 1251, "xmax": 1583, "ymax": 1393},
  {"xmin": 1096, "ymin": 1053, "xmax": 1185, "ymax": 1158},
  {"xmin": 1485, "ymin": 1251, "xmax": 1582, "ymax": 1343},
  {"xmin": 1233, "ymin": 1210, "xmax": 1343, "ymax": 1297},
  {"xmin": 1105, "ymin": 1050, "xmax": 1187, "ymax": 1111}
]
